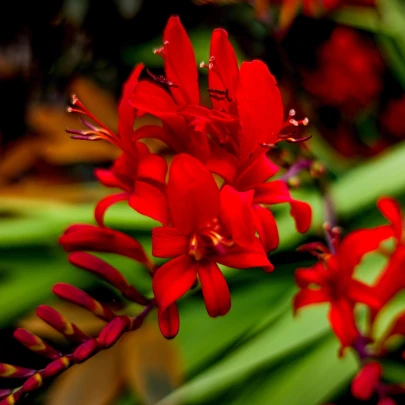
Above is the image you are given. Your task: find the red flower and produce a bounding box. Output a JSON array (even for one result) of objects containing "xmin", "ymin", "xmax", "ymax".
[
  {"xmin": 294, "ymin": 225, "xmax": 392, "ymax": 353},
  {"xmin": 67, "ymin": 65, "xmax": 168, "ymax": 225},
  {"xmin": 130, "ymin": 16, "xmax": 210, "ymax": 161},
  {"xmin": 303, "ymin": 27, "xmax": 383, "ymax": 115},
  {"xmin": 152, "ymin": 154, "xmax": 271, "ymax": 338}
]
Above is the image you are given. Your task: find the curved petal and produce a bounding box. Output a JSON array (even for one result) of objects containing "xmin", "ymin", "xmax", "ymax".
[
  {"xmin": 163, "ymin": 16, "xmax": 199, "ymax": 106},
  {"xmin": 152, "ymin": 227, "xmax": 189, "ymax": 258},
  {"xmin": 220, "ymin": 186, "xmax": 255, "ymax": 246},
  {"xmin": 95, "ymin": 193, "xmax": 128, "ymax": 227},
  {"xmin": 158, "ymin": 303, "xmax": 180, "ymax": 339},
  {"xmin": 337, "ymin": 225, "xmax": 394, "ymax": 275},
  {"xmin": 209, "ymin": 29, "xmax": 239, "ymax": 112},
  {"xmin": 214, "ymin": 238, "xmax": 271, "ymax": 270},
  {"xmin": 295, "ymin": 262, "xmax": 327, "ymax": 288},
  {"xmin": 372, "ymin": 245, "xmax": 405, "ymax": 308},
  {"xmin": 152, "ymin": 255, "xmax": 198, "ymax": 313},
  {"xmin": 252, "ymin": 205, "xmax": 279, "ymax": 252},
  {"xmin": 118, "ymin": 63, "xmax": 144, "ymax": 139},
  {"xmin": 377, "ymin": 197, "xmax": 403, "ymax": 240},
  {"xmin": 137, "ymin": 153, "xmax": 168, "ymax": 184},
  {"xmin": 347, "ymin": 279, "xmax": 381, "ymax": 309},
  {"xmin": 235, "ymin": 154, "xmax": 279, "ymax": 191},
  {"xmin": 198, "ymin": 261, "xmax": 231, "ymax": 317},
  {"xmin": 293, "ymin": 288, "xmax": 329, "ymax": 313},
  {"xmin": 205, "ymin": 145, "xmax": 238, "ymax": 184},
  {"xmin": 253, "ymin": 180, "xmax": 290, "ymax": 204},
  {"xmin": 131, "ymin": 80, "xmax": 177, "ymax": 116},
  {"xmin": 290, "ymin": 200, "xmax": 312, "ymax": 233},
  {"xmin": 328, "ymin": 300, "xmax": 359, "ymax": 355},
  {"xmin": 236, "ymin": 60, "xmax": 283, "ymax": 161},
  {"xmin": 167, "ymin": 154, "xmax": 220, "ymax": 234}
]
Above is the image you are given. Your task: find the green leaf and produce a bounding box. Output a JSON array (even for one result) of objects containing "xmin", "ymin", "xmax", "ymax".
[
  {"xmin": 230, "ymin": 337, "xmax": 357, "ymax": 405},
  {"xmin": 156, "ymin": 304, "xmax": 331, "ymax": 405}
]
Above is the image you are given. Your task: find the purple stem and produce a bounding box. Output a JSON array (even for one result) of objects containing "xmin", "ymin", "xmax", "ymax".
[{"xmin": 280, "ymin": 159, "xmax": 312, "ymax": 182}]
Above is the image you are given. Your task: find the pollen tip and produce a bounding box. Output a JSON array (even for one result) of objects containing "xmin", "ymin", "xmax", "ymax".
[
  {"xmin": 66, "ymin": 107, "xmax": 73, "ymax": 113},
  {"xmin": 303, "ymin": 118, "xmax": 309, "ymax": 126},
  {"xmin": 71, "ymin": 94, "xmax": 78, "ymax": 104},
  {"xmin": 199, "ymin": 61, "xmax": 205, "ymax": 68}
]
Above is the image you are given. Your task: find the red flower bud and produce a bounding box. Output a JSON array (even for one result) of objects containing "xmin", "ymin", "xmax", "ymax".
[
  {"xmin": 73, "ymin": 339, "xmax": 99, "ymax": 363},
  {"xmin": 351, "ymin": 361, "xmax": 382, "ymax": 400},
  {"xmin": 99, "ymin": 317, "xmax": 129, "ymax": 348},
  {"xmin": 36, "ymin": 305, "xmax": 89, "ymax": 342},
  {"xmin": 22, "ymin": 372, "xmax": 43, "ymax": 392},
  {"xmin": 13, "ymin": 329, "xmax": 61, "ymax": 359},
  {"xmin": 53, "ymin": 283, "xmax": 116, "ymax": 321},
  {"xmin": 0, "ymin": 364, "xmax": 36, "ymax": 379},
  {"xmin": 68, "ymin": 252, "xmax": 150, "ymax": 305},
  {"xmin": 44, "ymin": 356, "xmax": 70, "ymax": 377}
]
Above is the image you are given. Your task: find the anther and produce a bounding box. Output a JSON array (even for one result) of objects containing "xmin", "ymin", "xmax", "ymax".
[{"xmin": 146, "ymin": 69, "xmax": 178, "ymax": 87}]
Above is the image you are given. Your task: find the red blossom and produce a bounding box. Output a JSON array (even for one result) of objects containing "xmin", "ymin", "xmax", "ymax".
[
  {"xmin": 152, "ymin": 154, "xmax": 271, "ymax": 338},
  {"xmin": 294, "ymin": 226, "xmax": 392, "ymax": 352}
]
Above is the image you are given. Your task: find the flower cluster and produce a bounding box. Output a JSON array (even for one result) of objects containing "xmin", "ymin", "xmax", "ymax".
[
  {"xmin": 294, "ymin": 197, "xmax": 405, "ymax": 404},
  {"xmin": 67, "ymin": 16, "xmax": 312, "ymax": 338},
  {"xmin": 0, "ymin": 16, "xmax": 312, "ymax": 404}
]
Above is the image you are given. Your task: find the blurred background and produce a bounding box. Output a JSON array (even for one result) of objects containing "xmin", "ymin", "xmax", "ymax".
[{"xmin": 1, "ymin": 0, "xmax": 405, "ymax": 404}]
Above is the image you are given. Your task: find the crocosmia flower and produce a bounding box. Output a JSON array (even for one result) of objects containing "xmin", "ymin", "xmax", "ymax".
[
  {"xmin": 294, "ymin": 225, "xmax": 392, "ymax": 353},
  {"xmin": 152, "ymin": 154, "xmax": 272, "ymax": 338}
]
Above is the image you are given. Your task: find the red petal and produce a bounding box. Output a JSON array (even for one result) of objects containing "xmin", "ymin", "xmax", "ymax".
[
  {"xmin": 214, "ymin": 238, "xmax": 271, "ymax": 269},
  {"xmin": 295, "ymin": 262, "xmax": 326, "ymax": 288},
  {"xmin": 253, "ymin": 181, "xmax": 312, "ymax": 233},
  {"xmin": 293, "ymin": 288, "xmax": 329, "ymax": 313},
  {"xmin": 152, "ymin": 227, "xmax": 189, "ymax": 258},
  {"xmin": 95, "ymin": 192, "xmax": 128, "ymax": 227},
  {"xmin": 377, "ymin": 197, "xmax": 403, "ymax": 240},
  {"xmin": 163, "ymin": 16, "xmax": 199, "ymax": 106},
  {"xmin": 290, "ymin": 200, "xmax": 312, "ymax": 233},
  {"xmin": 158, "ymin": 303, "xmax": 180, "ymax": 339},
  {"xmin": 253, "ymin": 180, "xmax": 290, "ymax": 204},
  {"xmin": 235, "ymin": 154, "xmax": 279, "ymax": 191},
  {"xmin": 236, "ymin": 60, "xmax": 283, "ymax": 161},
  {"xmin": 220, "ymin": 186, "xmax": 255, "ymax": 246},
  {"xmin": 252, "ymin": 205, "xmax": 279, "ymax": 252},
  {"xmin": 167, "ymin": 154, "xmax": 220, "ymax": 234},
  {"xmin": 152, "ymin": 255, "xmax": 197, "ymax": 313},
  {"xmin": 131, "ymin": 80, "xmax": 177, "ymax": 115},
  {"xmin": 351, "ymin": 362, "xmax": 382, "ymax": 400},
  {"xmin": 373, "ymin": 245, "xmax": 405, "ymax": 308},
  {"xmin": 118, "ymin": 63, "xmax": 144, "ymax": 139},
  {"xmin": 137, "ymin": 153, "xmax": 167, "ymax": 184},
  {"xmin": 209, "ymin": 29, "xmax": 239, "ymax": 111},
  {"xmin": 198, "ymin": 261, "xmax": 231, "ymax": 317},
  {"xmin": 347, "ymin": 280, "xmax": 381, "ymax": 309},
  {"xmin": 337, "ymin": 225, "xmax": 394, "ymax": 275},
  {"xmin": 129, "ymin": 181, "xmax": 168, "ymax": 225},
  {"xmin": 205, "ymin": 145, "xmax": 238, "ymax": 184},
  {"xmin": 95, "ymin": 168, "xmax": 123, "ymax": 190},
  {"xmin": 328, "ymin": 300, "xmax": 359, "ymax": 354}
]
